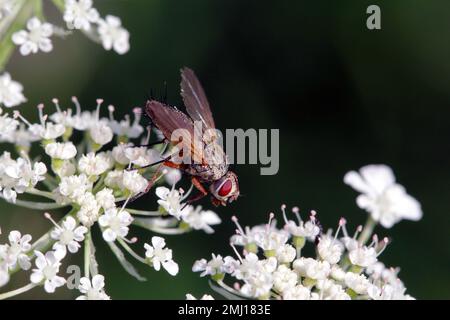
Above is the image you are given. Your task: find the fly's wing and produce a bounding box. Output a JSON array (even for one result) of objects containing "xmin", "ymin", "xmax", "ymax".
[
  {"xmin": 145, "ymin": 100, "xmax": 205, "ymax": 164},
  {"xmin": 180, "ymin": 67, "xmax": 216, "ymax": 130}
]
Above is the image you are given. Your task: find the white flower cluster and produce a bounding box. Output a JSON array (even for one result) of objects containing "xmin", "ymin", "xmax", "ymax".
[
  {"xmin": 0, "ymin": 151, "xmax": 46, "ymax": 203},
  {"xmin": 12, "ymin": 1, "xmax": 130, "ymax": 57},
  {"xmin": 193, "ymin": 210, "xmax": 415, "ymax": 300},
  {"xmin": 0, "ymin": 0, "xmax": 130, "ymax": 109},
  {"xmin": 193, "ymin": 166, "xmax": 422, "ymax": 300},
  {"xmin": 0, "ymin": 97, "xmax": 221, "ymax": 299}
]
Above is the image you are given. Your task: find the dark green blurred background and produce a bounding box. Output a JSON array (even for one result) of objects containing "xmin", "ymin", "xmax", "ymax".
[{"xmin": 1, "ymin": 0, "xmax": 449, "ymax": 299}]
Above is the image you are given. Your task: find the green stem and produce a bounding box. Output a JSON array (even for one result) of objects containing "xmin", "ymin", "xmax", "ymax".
[
  {"xmin": 117, "ymin": 238, "xmax": 146, "ymax": 264},
  {"xmin": 84, "ymin": 230, "xmax": 91, "ymax": 278},
  {"xmin": 132, "ymin": 219, "xmax": 188, "ymax": 235},
  {"xmin": 51, "ymin": 0, "xmax": 65, "ymax": 11},
  {"xmin": 358, "ymin": 216, "xmax": 377, "ymax": 245},
  {"xmin": 0, "ymin": 283, "xmax": 36, "ymax": 300},
  {"xmin": 127, "ymin": 208, "xmax": 162, "ymax": 216},
  {"xmin": 26, "ymin": 188, "xmax": 55, "ymax": 200},
  {"xmin": 92, "ymin": 174, "xmax": 106, "ymax": 194},
  {"xmin": 4, "ymin": 198, "xmax": 67, "ymax": 210}
]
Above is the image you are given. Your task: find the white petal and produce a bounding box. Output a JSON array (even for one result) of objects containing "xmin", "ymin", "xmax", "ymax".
[
  {"xmin": 11, "ymin": 31, "xmax": 28, "ymax": 45},
  {"xmin": 343, "ymin": 171, "xmax": 371, "ymax": 194},
  {"xmin": 360, "ymin": 165, "xmax": 395, "ymax": 194},
  {"xmin": 155, "ymin": 187, "xmax": 170, "ymax": 199},
  {"xmin": 151, "ymin": 236, "xmax": 166, "ymax": 249},
  {"xmin": 91, "ymin": 274, "xmax": 105, "ymax": 290},
  {"xmin": 63, "ymin": 216, "xmax": 77, "ymax": 230},
  {"xmin": 8, "ymin": 230, "xmax": 21, "ymax": 243},
  {"xmin": 102, "ymin": 228, "xmax": 116, "ymax": 242},
  {"xmin": 162, "ymin": 260, "xmax": 179, "ymax": 276}
]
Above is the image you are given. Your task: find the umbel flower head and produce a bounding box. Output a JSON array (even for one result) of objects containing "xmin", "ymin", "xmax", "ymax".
[
  {"xmin": 0, "ymin": 97, "xmax": 221, "ymax": 299},
  {"xmin": 1, "ymin": 0, "xmax": 131, "ymax": 109},
  {"xmin": 193, "ymin": 168, "xmax": 422, "ymax": 301}
]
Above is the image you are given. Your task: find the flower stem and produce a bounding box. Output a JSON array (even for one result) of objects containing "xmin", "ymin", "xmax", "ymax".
[
  {"xmin": 127, "ymin": 208, "xmax": 162, "ymax": 216},
  {"xmin": 26, "ymin": 188, "xmax": 55, "ymax": 200},
  {"xmin": 6, "ymin": 198, "xmax": 68, "ymax": 210},
  {"xmin": 0, "ymin": 283, "xmax": 36, "ymax": 300},
  {"xmin": 117, "ymin": 238, "xmax": 146, "ymax": 264},
  {"xmin": 84, "ymin": 230, "xmax": 91, "ymax": 278},
  {"xmin": 358, "ymin": 216, "xmax": 377, "ymax": 245}
]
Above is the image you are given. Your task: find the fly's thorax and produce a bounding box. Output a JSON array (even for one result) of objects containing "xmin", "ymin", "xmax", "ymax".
[{"xmin": 186, "ymin": 162, "xmax": 229, "ymax": 181}]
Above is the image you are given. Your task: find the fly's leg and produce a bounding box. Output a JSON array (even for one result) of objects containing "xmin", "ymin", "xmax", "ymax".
[
  {"xmin": 126, "ymin": 160, "xmax": 185, "ymax": 203},
  {"xmin": 134, "ymin": 139, "xmax": 167, "ymax": 148},
  {"xmin": 126, "ymin": 155, "xmax": 172, "ymax": 171},
  {"xmin": 126, "ymin": 163, "xmax": 166, "ymax": 203},
  {"xmin": 181, "ymin": 177, "xmax": 208, "ymax": 209}
]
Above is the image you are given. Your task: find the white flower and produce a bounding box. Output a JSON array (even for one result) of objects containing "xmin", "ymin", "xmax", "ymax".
[
  {"xmin": 232, "ymin": 253, "xmax": 276, "ymax": 280},
  {"xmin": 98, "ymin": 15, "xmax": 130, "ymax": 54},
  {"xmin": 293, "ymin": 257, "xmax": 330, "ymax": 281},
  {"xmin": 230, "ymin": 222, "xmax": 268, "ymax": 248},
  {"xmin": 108, "ymin": 106, "xmax": 143, "ymax": 138},
  {"xmin": 95, "ymin": 187, "xmax": 115, "ymax": 210},
  {"xmin": 104, "ymin": 169, "xmax": 124, "ymax": 189},
  {"xmin": 12, "ymin": 17, "xmax": 53, "ymax": 56},
  {"xmin": 76, "ymin": 192, "xmax": 100, "ymax": 227},
  {"xmin": 76, "ymin": 274, "xmax": 110, "ymax": 300},
  {"xmin": 367, "ymin": 282, "xmax": 414, "ymax": 300},
  {"xmin": 0, "ymin": 230, "xmax": 32, "ymax": 270},
  {"xmin": 192, "ymin": 254, "xmax": 236, "ymax": 277},
  {"xmin": 155, "ymin": 186, "xmax": 183, "ymax": 219},
  {"xmin": 57, "ymin": 173, "xmax": 92, "ymax": 201},
  {"xmin": 144, "ymin": 236, "xmax": 179, "ymax": 276},
  {"xmin": 317, "ymin": 235, "xmax": 344, "ymax": 265},
  {"xmin": 63, "ymin": 0, "xmax": 100, "ymax": 31},
  {"xmin": 253, "ymin": 227, "xmax": 289, "ymax": 252},
  {"xmin": 89, "ymin": 122, "xmax": 113, "ymax": 146},
  {"xmin": 0, "ymin": 108, "xmax": 19, "ymax": 141},
  {"xmin": 316, "ymin": 279, "xmax": 350, "ymax": 300},
  {"xmin": 181, "ymin": 205, "xmax": 221, "ymax": 234},
  {"xmin": 330, "ymin": 265, "xmax": 346, "ymax": 281},
  {"xmin": 186, "ymin": 293, "xmax": 214, "ymax": 300},
  {"xmin": 51, "ymin": 216, "xmax": 87, "ymax": 256},
  {"xmin": 53, "ymin": 160, "xmax": 76, "ymax": 177},
  {"xmin": 273, "ymin": 264, "xmax": 298, "ymax": 293},
  {"xmin": 29, "ymin": 109, "xmax": 66, "ymax": 140},
  {"xmin": 0, "ymin": 73, "xmax": 26, "ymax": 108},
  {"xmin": 30, "ymin": 250, "xmax": 66, "ymax": 293},
  {"xmin": 98, "ymin": 207, "xmax": 133, "ymax": 242},
  {"xmin": 283, "ymin": 285, "xmax": 312, "ymax": 300},
  {"xmin": 122, "ymin": 170, "xmax": 147, "ymax": 195},
  {"xmin": 276, "ymin": 244, "xmax": 296, "ymax": 264},
  {"xmin": 344, "ymin": 164, "xmax": 423, "ymax": 228},
  {"xmin": 240, "ymin": 270, "xmax": 274, "ymax": 298},
  {"xmin": 285, "ymin": 219, "xmax": 320, "ymax": 241},
  {"xmin": 78, "ymin": 152, "xmax": 113, "ymax": 176},
  {"xmin": 124, "ymin": 146, "xmax": 160, "ymax": 167},
  {"xmin": 45, "ymin": 142, "xmax": 77, "ymax": 160},
  {"xmin": 0, "ymin": 264, "xmax": 9, "ymax": 287},
  {"xmin": 349, "ymin": 246, "xmax": 378, "ymax": 268},
  {"xmin": 164, "ymin": 168, "xmax": 182, "ymax": 185},
  {"xmin": 344, "ymin": 272, "xmax": 371, "ymax": 295},
  {"xmin": 0, "ymin": 153, "xmax": 47, "ymax": 203},
  {"xmin": 112, "ymin": 143, "xmax": 132, "ymax": 165}
]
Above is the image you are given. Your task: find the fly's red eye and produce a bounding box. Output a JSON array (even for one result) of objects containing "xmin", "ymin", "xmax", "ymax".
[{"xmin": 218, "ymin": 180, "xmax": 232, "ymax": 197}]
